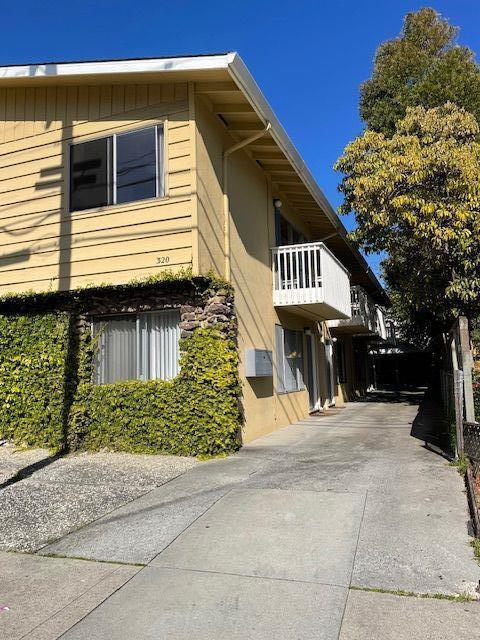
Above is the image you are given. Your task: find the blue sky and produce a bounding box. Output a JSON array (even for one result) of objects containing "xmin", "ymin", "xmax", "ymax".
[{"xmin": 2, "ymin": 1, "xmax": 480, "ymax": 278}]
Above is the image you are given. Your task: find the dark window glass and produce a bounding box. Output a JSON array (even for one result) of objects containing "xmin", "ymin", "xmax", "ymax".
[
  {"xmin": 70, "ymin": 138, "xmax": 110, "ymax": 211},
  {"xmin": 275, "ymin": 210, "xmax": 306, "ymax": 246},
  {"xmin": 335, "ymin": 341, "xmax": 347, "ymax": 383},
  {"xmin": 116, "ymin": 128, "xmax": 157, "ymax": 204}
]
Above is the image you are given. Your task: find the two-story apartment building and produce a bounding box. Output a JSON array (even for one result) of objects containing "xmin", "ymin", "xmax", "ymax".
[{"xmin": 0, "ymin": 53, "xmax": 388, "ymax": 450}]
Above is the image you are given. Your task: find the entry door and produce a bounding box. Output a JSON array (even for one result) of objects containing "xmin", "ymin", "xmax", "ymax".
[
  {"xmin": 325, "ymin": 340, "xmax": 335, "ymax": 406},
  {"xmin": 305, "ymin": 333, "xmax": 320, "ymax": 412}
]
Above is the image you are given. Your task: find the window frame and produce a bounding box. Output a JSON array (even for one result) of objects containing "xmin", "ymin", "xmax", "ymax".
[
  {"xmin": 275, "ymin": 324, "xmax": 305, "ymax": 394},
  {"xmin": 274, "ymin": 209, "xmax": 307, "ymax": 247},
  {"xmin": 92, "ymin": 308, "xmax": 180, "ymax": 385},
  {"xmin": 69, "ymin": 123, "xmax": 166, "ymax": 213},
  {"xmin": 335, "ymin": 341, "xmax": 347, "ymax": 384}
]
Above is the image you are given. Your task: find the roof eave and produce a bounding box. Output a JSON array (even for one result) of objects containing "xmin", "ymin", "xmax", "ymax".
[
  {"xmin": 0, "ymin": 52, "xmax": 387, "ymax": 303},
  {"xmin": 0, "ymin": 52, "xmax": 236, "ymax": 80},
  {"xmin": 226, "ymin": 54, "xmax": 387, "ymax": 304}
]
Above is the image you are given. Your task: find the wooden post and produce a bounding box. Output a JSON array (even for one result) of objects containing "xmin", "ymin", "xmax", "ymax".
[
  {"xmin": 458, "ymin": 316, "xmax": 475, "ymax": 423},
  {"xmin": 453, "ymin": 369, "xmax": 465, "ymax": 458}
]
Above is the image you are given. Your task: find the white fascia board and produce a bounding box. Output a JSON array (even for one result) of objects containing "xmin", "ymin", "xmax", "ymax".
[{"xmin": 0, "ymin": 53, "xmax": 236, "ymax": 80}]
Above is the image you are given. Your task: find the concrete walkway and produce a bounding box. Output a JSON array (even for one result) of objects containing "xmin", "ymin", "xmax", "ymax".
[{"xmin": 2, "ymin": 393, "xmax": 479, "ymax": 639}]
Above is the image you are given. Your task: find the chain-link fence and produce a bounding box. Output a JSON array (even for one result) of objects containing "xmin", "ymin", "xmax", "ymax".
[{"xmin": 464, "ymin": 421, "xmax": 480, "ymax": 472}]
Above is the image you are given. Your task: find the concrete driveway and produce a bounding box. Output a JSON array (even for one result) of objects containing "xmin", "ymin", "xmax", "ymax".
[{"xmin": 1, "ymin": 393, "xmax": 479, "ymax": 639}]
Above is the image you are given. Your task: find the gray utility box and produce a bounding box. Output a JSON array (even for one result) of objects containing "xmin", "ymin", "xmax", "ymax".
[{"xmin": 245, "ymin": 349, "xmax": 273, "ymax": 378}]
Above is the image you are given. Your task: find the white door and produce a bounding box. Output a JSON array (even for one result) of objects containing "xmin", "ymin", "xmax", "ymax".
[
  {"xmin": 305, "ymin": 333, "xmax": 320, "ymax": 412},
  {"xmin": 325, "ymin": 340, "xmax": 335, "ymax": 406}
]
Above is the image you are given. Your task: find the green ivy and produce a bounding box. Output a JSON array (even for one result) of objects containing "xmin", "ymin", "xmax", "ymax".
[
  {"xmin": 69, "ymin": 329, "xmax": 241, "ymax": 455},
  {"xmin": 0, "ymin": 274, "xmax": 241, "ymax": 456},
  {"xmin": 0, "ymin": 312, "xmax": 70, "ymax": 451}
]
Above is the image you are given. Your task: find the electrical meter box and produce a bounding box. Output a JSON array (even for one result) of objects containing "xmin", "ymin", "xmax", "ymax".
[{"xmin": 244, "ymin": 349, "xmax": 273, "ymax": 377}]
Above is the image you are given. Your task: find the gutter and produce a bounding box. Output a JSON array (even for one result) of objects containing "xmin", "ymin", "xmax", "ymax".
[{"xmin": 0, "ymin": 53, "xmax": 235, "ymax": 79}]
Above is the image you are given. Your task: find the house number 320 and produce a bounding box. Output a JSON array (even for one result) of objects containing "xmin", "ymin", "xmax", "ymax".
[{"xmin": 157, "ymin": 256, "xmax": 170, "ymax": 264}]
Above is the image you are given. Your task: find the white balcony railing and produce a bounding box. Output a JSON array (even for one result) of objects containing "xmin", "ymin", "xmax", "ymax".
[
  {"xmin": 272, "ymin": 242, "xmax": 351, "ymax": 320},
  {"xmin": 350, "ymin": 286, "xmax": 377, "ymax": 332},
  {"xmin": 329, "ymin": 285, "xmax": 387, "ymax": 338}
]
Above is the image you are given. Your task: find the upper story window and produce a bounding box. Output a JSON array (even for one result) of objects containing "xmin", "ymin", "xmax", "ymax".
[
  {"xmin": 274, "ymin": 209, "xmax": 307, "ymax": 247},
  {"xmin": 70, "ymin": 124, "xmax": 164, "ymax": 212}
]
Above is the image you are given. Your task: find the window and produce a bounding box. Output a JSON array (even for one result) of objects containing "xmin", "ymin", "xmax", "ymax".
[
  {"xmin": 275, "ymin": 325, "xmax": 304, "ymax": 393},
  {"xmin": 351, "ymin": 288, "xmax": 361, "ymax": 317},
  {"xmin": 93, "ymin": 310, "xmax": 180, "ymax": 384},
  {"xmin": 70, "ymin": 125, "xmax": 164, "ymax": 212},
  {"xmin": 335, "ymin": 341, "xmax": 347, "ymax": 384},
  {"xmin": 274, "ymin": 209, "xmax": 307, "ymax": 246}
]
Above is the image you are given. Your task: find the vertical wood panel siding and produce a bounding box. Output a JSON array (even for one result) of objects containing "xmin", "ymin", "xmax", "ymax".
[{"xmin": 0, "ymin": 83, "xmax": 193, "ymax": 294}]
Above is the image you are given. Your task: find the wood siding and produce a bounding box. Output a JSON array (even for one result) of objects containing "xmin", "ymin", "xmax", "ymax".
[{"xmin": 0, "ymin": 82, "xmax": 193, "ymax": 294}]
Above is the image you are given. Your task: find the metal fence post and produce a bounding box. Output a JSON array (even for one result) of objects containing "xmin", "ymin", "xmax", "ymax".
[{"xmin": 454, "ymin": 369, "xmax": 465, "ymax": 458}]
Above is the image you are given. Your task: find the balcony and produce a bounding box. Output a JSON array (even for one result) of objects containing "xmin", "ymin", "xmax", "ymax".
[
  {"xmin": 272, "ymin": 242, "xmax": 351, "ymax": 320},
  {"xmin": 329, "ymin": 285, "xmax": 385, "ymax": 336}
]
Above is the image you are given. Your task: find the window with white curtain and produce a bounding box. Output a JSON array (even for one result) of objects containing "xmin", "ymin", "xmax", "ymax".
[
  {"xmin": 93, "ymin": 310, "xmax": 180, "ymax": 384},
  {"xmin": 275, "ymin": 324, "xmax": 304, "ymax": 393}
]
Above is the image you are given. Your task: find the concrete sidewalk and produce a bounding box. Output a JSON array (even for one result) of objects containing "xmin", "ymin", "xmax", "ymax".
[
  {"xmin": 1, "ymin": 393, "xmax": 479, "ymax": 639},
  {"xmin": 0, "ymin": 448, "xmax": 196, "ymax": 552}
]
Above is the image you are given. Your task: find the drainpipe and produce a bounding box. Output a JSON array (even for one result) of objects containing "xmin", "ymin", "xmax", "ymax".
[{"xmin": 222, "ymin": 122, "xmax": 271, "ymax": 281}]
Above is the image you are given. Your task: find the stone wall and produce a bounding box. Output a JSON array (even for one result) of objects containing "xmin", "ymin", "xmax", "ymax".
[
  {"xmin": 179, "ymin": 287, "xmax": 235, "ymax": 339},
  {"xmin": 76, "ymin": 283, "xmax": 236, "ymax": 341}
]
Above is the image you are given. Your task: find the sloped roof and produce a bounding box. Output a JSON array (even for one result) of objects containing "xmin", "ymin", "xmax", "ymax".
[{"xmin": 0, "ymin": 52, "xmax": 388, "ymax": 304}]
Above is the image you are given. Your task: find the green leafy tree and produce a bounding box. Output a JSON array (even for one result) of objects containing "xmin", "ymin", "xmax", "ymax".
[
  {"xmin": 335, "ymin": 103, "xmax": 480, "ymax": 331},
  {"xmin": 360, "ymin": 7, "xmax": 480, "ymax": 135}
]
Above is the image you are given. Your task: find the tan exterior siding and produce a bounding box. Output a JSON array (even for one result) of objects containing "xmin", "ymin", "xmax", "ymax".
[
  {"xmin": 195, "ymin": 97, "xmax": 225, "ymax": 276},
  {"xmin": 195, "ymin": 95, "xmax": 312, "ymax": 442},
  {"xmin": 0, "ymin": 83, "xmax": 193, "ymax": 294}
]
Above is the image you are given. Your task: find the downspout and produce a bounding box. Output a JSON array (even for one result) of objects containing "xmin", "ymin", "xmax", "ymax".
[{"xmin": 222, "ymin": 122, "xmax": 271, "ymax": 281}]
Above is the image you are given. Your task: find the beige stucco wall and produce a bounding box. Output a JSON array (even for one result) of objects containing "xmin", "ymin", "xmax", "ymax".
[{"xmin": 194, "ymin": 94, "xmax": 326, "ymax": 442}]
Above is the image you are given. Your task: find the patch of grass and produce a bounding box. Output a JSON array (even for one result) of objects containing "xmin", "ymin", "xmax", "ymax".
[
  {"xmin": 471, "ymin": 538, "xmax": 480, "ymax": 565},
  {"xmin": 449, "ymin": 456, "xmax": 469, "ymax": 475},
  {"xmin": 349, "ymin": 585, "xmax": 477, "ymax": 602}
]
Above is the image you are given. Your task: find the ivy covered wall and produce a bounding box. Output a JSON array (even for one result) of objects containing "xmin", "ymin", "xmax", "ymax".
[
  {"xmin": 0, "ymin": 312, "xmax": 70, "ymax": 450},
  {"xmin": 0, "ymin": 273, "xmax": 241, "ymax": 456}
]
